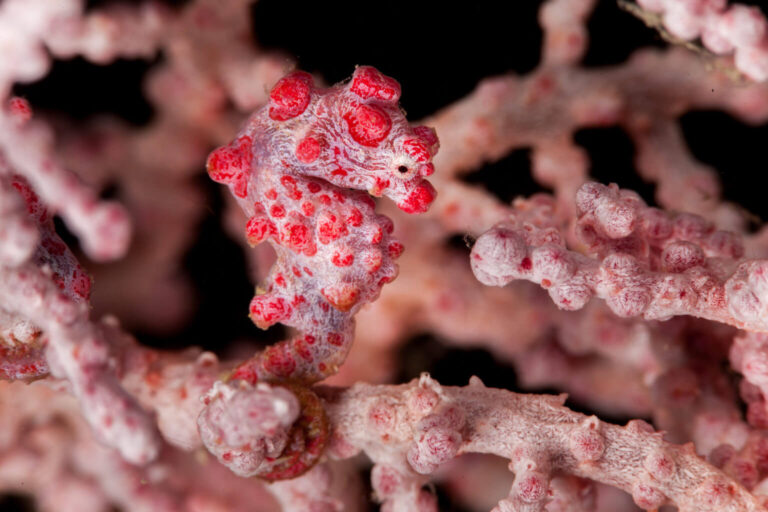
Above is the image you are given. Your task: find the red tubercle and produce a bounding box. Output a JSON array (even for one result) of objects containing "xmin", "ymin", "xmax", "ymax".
[
  {"xmin": 270, "ymin": 204, "xmax": 286, "ymax": 218},
  {"xmin": 302, "ymin": 242, "xmax": 318, "ymax": 257},
  {"xmin": 296, "ymin": 136, "xmax": 322, "ymax": 163},
  {"xmin": 265, "ymin": 188, "xmax": 278, "ymax": 200},
  {"xmin": 269, "ymin": 71, "xmax": 313, "ymax": 121},
  {"xmin": 331, "ymin": 167, "xmax": 348, "ymax": 177},
  {"xmin": 412, "ymin": 125, "xmax": 439, "ymax": 154},
  {"xmin": 207, "ymin": 136, "xmax": 252, "ymax": 184},
  {"xmin": 322, "ymin": 282, "xmax": 360, "ymax": 311},
  {"xmin": 234, "ymin": 174, "xmax": 248, "ymax": 198},
  {"xmin": 327, "ymin": 332, "xmax": 344, "ymax": 346},
  {"xmin": 249, "ymin": 295, "xmax": 291, "ymax": 329},
  {"xmin": 274, "ymin": 274, "xmax": 286, "ymax": 287},
  {"xmin": 370, "ymin": 177, "xmax": 390, "ymax": 197},
  {"xmin": 317, "ymin": 212, "xmax": 348, "ymax": 244},
  {"xmin": 319, "ymin": 194, "xmax": 331, "ymax": 205},
  {"xmin": 343, "ymin": 103, "xmax": 392, "ymax": 147},
  {"xmin": 331, "ymin": 248, "xmax": 355, "ymax": 267},
  {"xmin": 261, "ymin": 344, "xmax": 297, "ymax": 378},
  {"xmin": 419, "ymin": 163, "xmax": 435, "ymax": 177},
  {"xmin": 293, "ymin": 336, "xmax": 314, "ymax": 362},
  {"xmin": 388, "ymin": 242, "xmax": 404, "ymax": 259},
  {"xmin": 402, "ymin": 138, "xmax": 431, "ymax": 163},
  {"xmin": 362, "ymin": 250, "xmax": 383, "ymax": 273},
  {"xmin": 346, "ymin": 208, "xmax": 363, "ymax": 226},
  {"xmin": 280, "ymin": 175, "xmax": 303, "ymax": 200},
  {"xmin": 307, "ymin": 182, "xmax": 322, "ymax": 194},
  {"xmin": 349, "ymin": 66, "xmax": 401, "ymax": 102},
  {"xmin": 369, "ymin": 226, "xmax": 383, "ymax": 244},
  {"xmin": 280, "ymin": 222, "xmax": 311, "ymax": 251},
  {"xmin": 397, "ymin": 180, "xmax": 436, "ymax": 214},
  {"xmin": 301, "ymin": 201, "xmax": 315, "ymax": 216},
  {"xmin": 245, "ymin": 215, "xmax": 273, "ymax": 246}
]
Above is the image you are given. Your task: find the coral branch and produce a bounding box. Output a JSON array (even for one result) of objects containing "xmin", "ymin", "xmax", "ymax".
[
  {"xmin": 631, "ymin": 0, "xmax": 768, "ymax": 81},
  {"xmin": 471, "ymin": 181, "xmax": 768, "ymax": 332},
  {"xmin": 324, "ymin": 374, "xmax": 766, "ymax": 511}
]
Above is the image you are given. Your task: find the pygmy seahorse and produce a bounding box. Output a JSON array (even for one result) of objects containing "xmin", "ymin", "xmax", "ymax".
[{"xmin": 206, "ymin": 66, "xmax": 438, "ymax": 385}]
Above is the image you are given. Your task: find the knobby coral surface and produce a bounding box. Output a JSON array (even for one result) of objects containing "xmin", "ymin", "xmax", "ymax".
[{"xmin": 3, "ymin": 0, "xmax": 768, "ymax": 511}]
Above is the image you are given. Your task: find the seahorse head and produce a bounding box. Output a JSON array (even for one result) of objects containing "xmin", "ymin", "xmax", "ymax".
[{"xmin": 269, "ymin": 67, "xmax": 439, "ymax": 214}]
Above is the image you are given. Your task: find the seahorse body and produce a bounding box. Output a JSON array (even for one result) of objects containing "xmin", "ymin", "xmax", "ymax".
[{"xmin": 207, "ymin": 66, "xmax": 438, "ymax": 384}]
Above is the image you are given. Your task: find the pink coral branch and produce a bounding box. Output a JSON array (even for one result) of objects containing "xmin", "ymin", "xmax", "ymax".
[
  {"xmin": 633, "ymin": 0, "xmax": 768, "ymax": 81},
  {"xmin": 471, "ymin": 182, "xmax": 768, "ymax": 332},
  {"xmin": 324, "ymin": 374, "xmax": 767, "ymax": 511}
]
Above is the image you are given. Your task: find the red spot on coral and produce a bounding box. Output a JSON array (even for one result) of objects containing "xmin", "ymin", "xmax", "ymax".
[
  {"xmin": 319, "ymin": 194, "xmax": 331, "ymax": 205},
  {"xmin": 343, "ymin": 103, "xmax": 392, "ymax": 147},
  {"xmin": 269, "ymin": 71, "xmax": 313, "ymax": 121},
  {"xmin": 521, "ymin": 257, "xmax": 532, "ymax": 271},
  {"xmin": 265, "ymin": 188, "xmax": 278, "ymax": 200},
  {"xmin": 388, "ymin": 242, "xmax": 404, "ymax": 259},
  {"xmin": 307, "ymin": 182, "xmax": 321, "ymax": 193},
  {"xmin": 274, "ymin": 274, "xmax": 286, "ymax": 287}
]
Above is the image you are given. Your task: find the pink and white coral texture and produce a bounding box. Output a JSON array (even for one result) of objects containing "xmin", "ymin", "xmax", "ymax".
[{"xmin": 3, "ymin": 0, "xmax": 768, "ymax": 511}]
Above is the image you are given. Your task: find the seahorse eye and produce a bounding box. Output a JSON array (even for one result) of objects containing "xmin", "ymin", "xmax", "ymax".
[{"xmin": 398, "ymin": 165, "xmax": 409, "ymax": 174}]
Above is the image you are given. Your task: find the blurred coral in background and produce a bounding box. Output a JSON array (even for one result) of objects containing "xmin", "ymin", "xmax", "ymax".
[{"xmin": 3, "ymin": 0, "xmax": 768, "ymax": 511}]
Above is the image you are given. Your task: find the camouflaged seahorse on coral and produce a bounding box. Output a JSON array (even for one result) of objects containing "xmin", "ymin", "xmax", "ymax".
[{"xmin": 206, "ymin": 66, "xmax": 438, "ymax": 384}]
